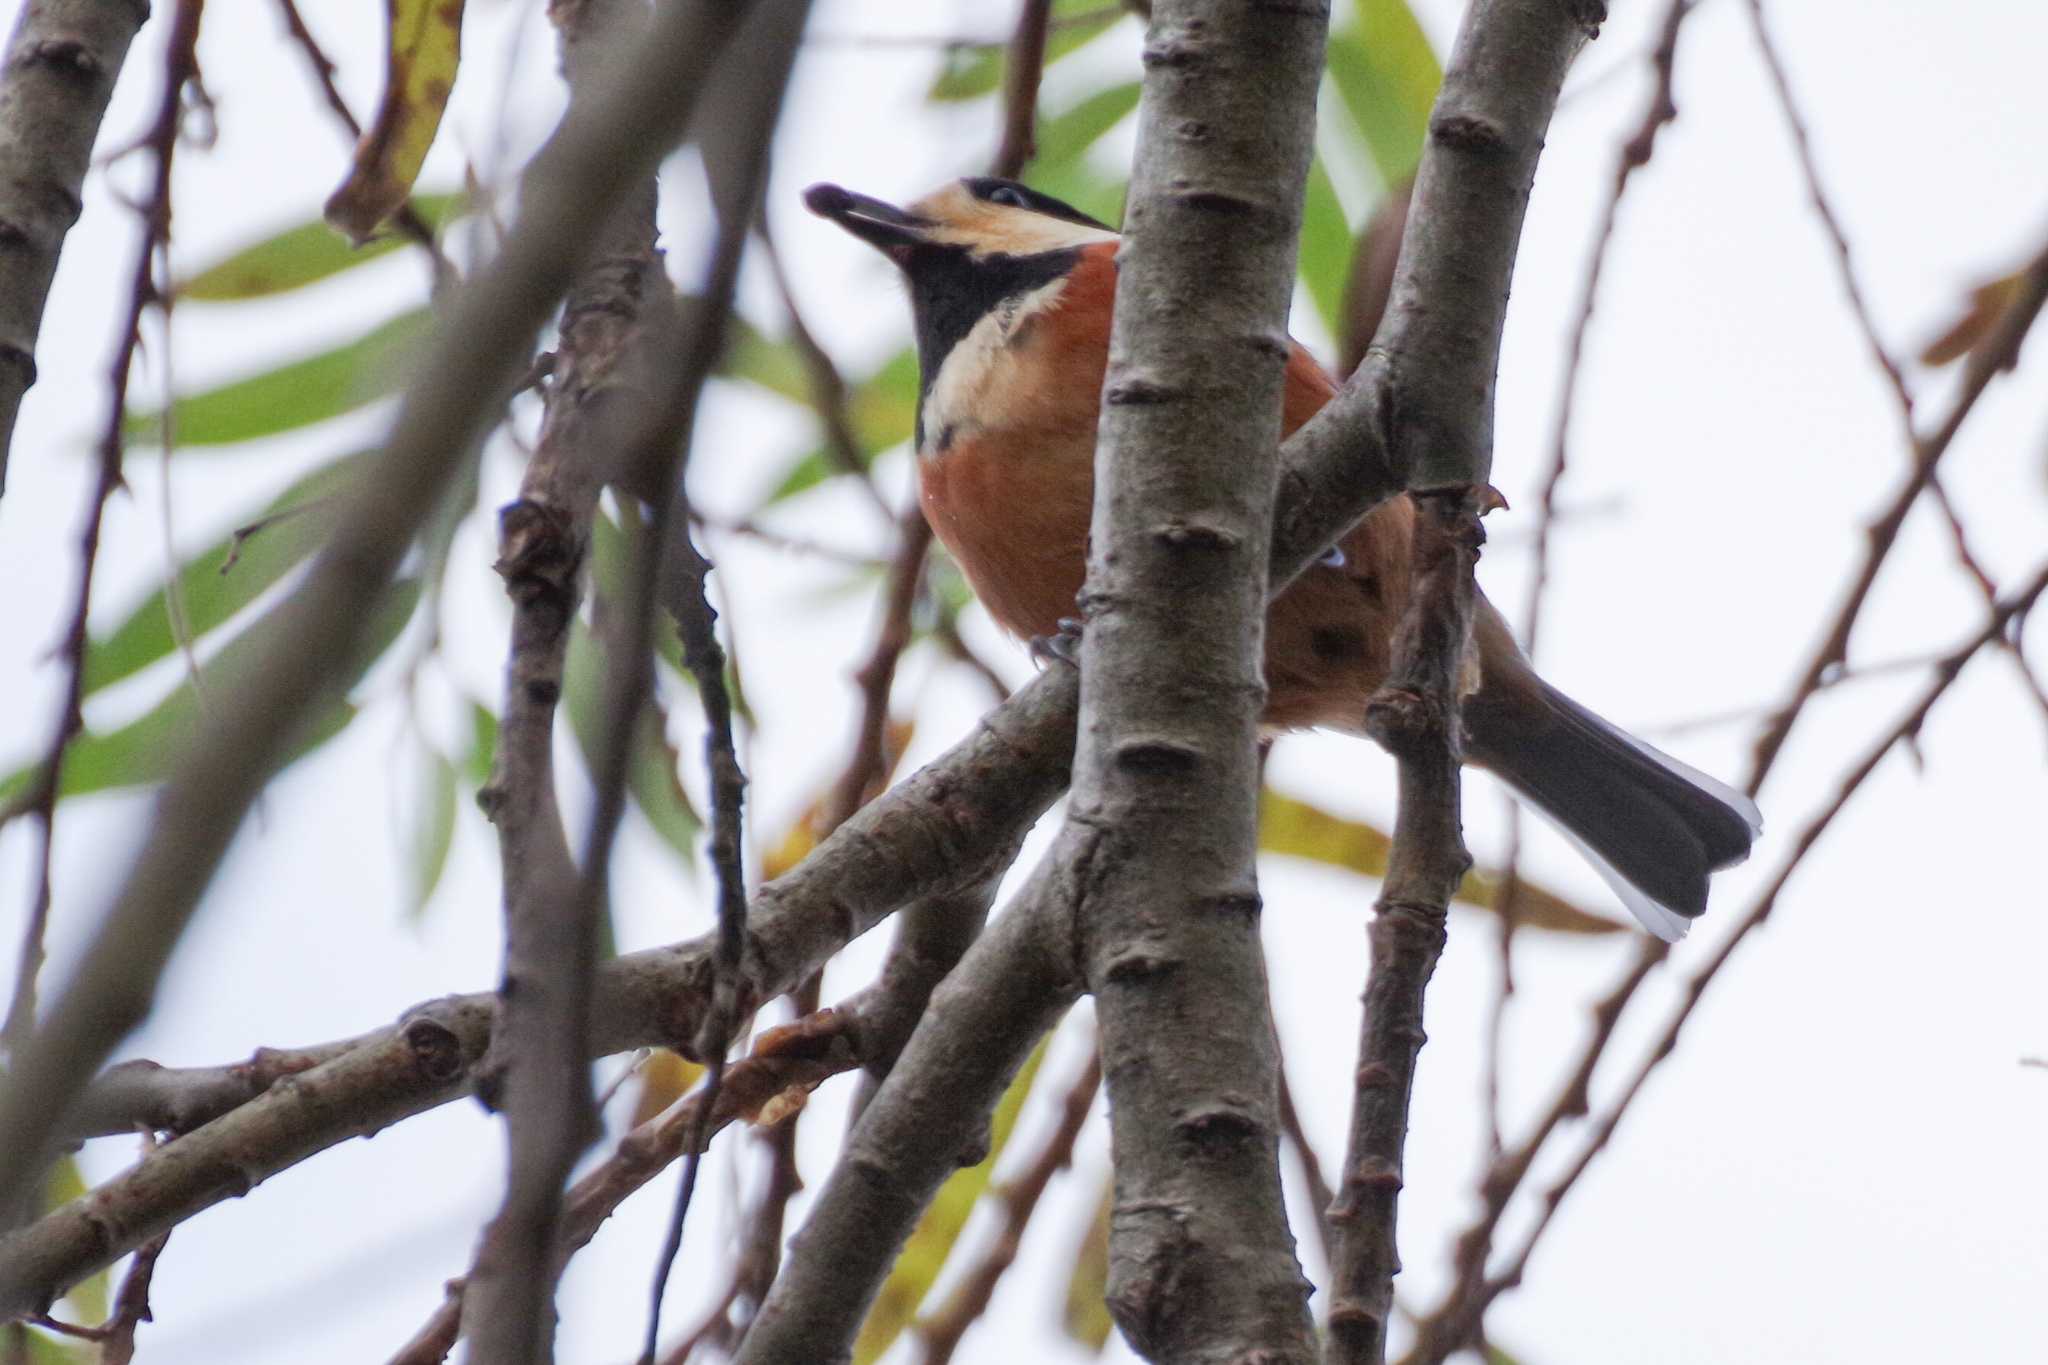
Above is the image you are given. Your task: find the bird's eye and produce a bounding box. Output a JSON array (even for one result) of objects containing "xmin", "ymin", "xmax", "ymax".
[{"xmin": 987, "ymin": 185, "xmax": 1029, "ymax": 209}]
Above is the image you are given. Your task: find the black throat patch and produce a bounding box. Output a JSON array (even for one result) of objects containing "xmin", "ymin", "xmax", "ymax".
[{"xmin": 905, "ymin": 245, "xmax": 1079, "ymax": 450}]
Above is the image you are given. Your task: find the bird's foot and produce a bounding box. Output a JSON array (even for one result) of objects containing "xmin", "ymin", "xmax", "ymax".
[{"xmin": 1029, "ymin": 617, "xmax": 1085, "ymax": 668}]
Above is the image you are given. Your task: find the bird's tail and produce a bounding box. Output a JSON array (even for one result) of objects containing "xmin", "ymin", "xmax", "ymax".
[{"xmin": 1464, "ymin": 670, "xmax": 1762, "ymax": 941}]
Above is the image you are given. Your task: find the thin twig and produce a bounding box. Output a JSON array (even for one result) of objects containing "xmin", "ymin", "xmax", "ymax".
[
  {"xmin": 1741, "ymin": 0, "xmax": 2048, "ymax": 729},
  {"xmin": 1404, "ymin": 563, "xmax": 2048, "ymax": 1363},
  {"xmin": 1748, "ymin": 234, "xmax": 2048, "ymax": 788},
  {"xmin": 3, "ymin": 0, "xmax": 205, "ymax": 1056},
  {"xmin": 386, "ymin": 1008, "xmax": 860, "ymax": 1365},
  {"xmin": 990, "ymin": 0, "xmax": 1054, "ymax": 179},
  {"xmin": 638, "ymin": 9, "xmax": 807, "ymax": 1358},
  {"xmin": 0, "ymin": 0, "xmax": 779, "ymax": 1232}
]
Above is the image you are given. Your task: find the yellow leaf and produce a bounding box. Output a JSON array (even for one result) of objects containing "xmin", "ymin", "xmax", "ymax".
[
  {"xmin": 628, "ymin": 1049, "xmax": 705, "ymax": 1128},
  {"xmin": 853, "ymin": 1037, "xmax": 1051, "ymax": 1364},
  {"xmin": 1919, "ymin": 269, "xmax": 2029, "ymax": 369},
  {"xmin": 1061, "ymin": 1173, "xmax": 1114, "ymax": 1352},
  {"xmin": 325, "ymin": 0, "xmax": 466, "ymax": 242},
  {"xmin": 1259, "ymin": 786, "xmax": 1623, "ymax": 935}
]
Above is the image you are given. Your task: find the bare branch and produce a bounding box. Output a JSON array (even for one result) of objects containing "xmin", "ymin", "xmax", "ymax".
[
  {"xmin": 458, "ymin": 0, "xmax": 681, "ymax": 1353},
  {"xmin": 1747, "ymin": 234, "xmax": 2048, "ymax": 787},
  {"xmin": 0, "ymin": 0, "xmax": 787, "ymax": 1265},
  {"xmin": 990, "ymin": 0, "xmax": 1054, "ymax": 179},
  {"xmin": 3, "ymin": 0, "xmax": 204, "ymax": 1063},
  {"xmin": 0, "ymin": 0, "xmax": 150, "ymax": 488},
  {"xmin": 1325, "ymin": 495, "xmax": 1483, "ymax": 1365},
  {"xmin": 732, "ymin": 866, "xmax": 1083, "ymax": 1365},
  {"xmin": 387, "ymin": 1008, "xmax": 859, "ymax": 1365},
  {"xmin": 1405, "ymin": 562, "xmax": 2048, "ymax": 1362}
]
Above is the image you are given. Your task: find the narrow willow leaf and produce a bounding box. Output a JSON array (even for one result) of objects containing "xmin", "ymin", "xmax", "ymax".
[
  {"xmin": 1299, "ymin": 158, "xmax": 1352, "ymax": 336},
  {"xmin": 464, "ymin": 700, "xmax": 498, "ymax": 788},
  {"xmin": 1032, "ymin": 81, "xmax": 1142, "ymax": 175},
  {"xmin": 928, "ymin": 0, "xmax": 1126, "ymax": 101},
  {"xmin": 854, "ymin": 1037, "xmax": 1053, "ymax": 1364},
  {"xmin": 0, "ymin": 582, "xmax": 420, "ymax": 803},
  {"xmin": 1061, "ymin": 1173, "xmax": 1114, "ymax": 1352},
  {"xmin": 125, "ymin": 307, "xmax": 434, "ymax": 448},
  {"xmin": 325, "ymin": 0, "xmax": 467, "ymax": 241},
  {"xmin": 562, "ymin": 624, "xmax": 701, "ymax": 864},
  {"xmin": 177, "ymin": 191, "xmax": 464, "ymax": 300},
  {"xmin": 723, "ymin": 315, "xmax": 812, "ymax": 404},
  {"xmin": 1258, "ymin": 787, "xmax": 1622, "ymax": 934},
  {"xmin": 84, "ymin": 450, "xmax": 372, "ymax": 696},
  {"xmin": 407, "ymin": 747, "xmax": 458, "ymax": 919},
  {"xmin": 18, "ymin": 1328, "xmax": 93, "ymax": 1364},
  {"xmin": 1326, "ymin": 0, "xmax": 1443, "ymax": 185}
]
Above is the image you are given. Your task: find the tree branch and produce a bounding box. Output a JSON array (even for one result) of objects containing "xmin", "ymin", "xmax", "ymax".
[
  {"xmin": 4, "ymin": 0, "xmax": 204, "ymax": 1064},
  {"xmin": 1070, "ymin": 0, "xmax": 1328, "ymax": 1357},
  {"xmin": 1324, "ymin": 493, "xmax": 1481, "ymax": 1365},
  {"xmin": 0, "ymin": 0, "xmax": 768, "ymax": 1226},
  {"xmin": 0, "ymin": 0, "xmax": 150, "ymax": 490},
  {"xmin": 458, "ymin": 0, "xmax": 680, "ymax": 1355},
  {"xmin": 732, "ymin": 862, "xmax": 1084, "ymax": 1365}
]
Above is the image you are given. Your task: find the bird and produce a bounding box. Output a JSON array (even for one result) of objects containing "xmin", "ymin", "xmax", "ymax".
[{"xmin": 803, "ymin": 175, "xmax": 1760, "ymax": 940}]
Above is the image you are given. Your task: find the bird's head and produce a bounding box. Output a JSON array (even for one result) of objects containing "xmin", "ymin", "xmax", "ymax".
[
  {"xmin": 802, "ymin": 176, "xmax": 1117, "ymax": 265},
  {"xmin": 804, "ymin": 179, "xmax": 1121, "ymax": 436}
]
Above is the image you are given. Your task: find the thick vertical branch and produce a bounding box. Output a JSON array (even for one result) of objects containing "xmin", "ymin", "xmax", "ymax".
[
  {"xmin": 1075, "ymin": 2, "xmax": 1327, "ymax": 1360},
  {"xmin": 1324, "ymin": 494, "xmax": 1480, "ymax": 1364},
  {"xmin": 0, "ymin": 0, "xmax": 149, "ymax": 489}
]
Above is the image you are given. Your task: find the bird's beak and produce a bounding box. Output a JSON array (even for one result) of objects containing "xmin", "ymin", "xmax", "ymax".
[{"xmin": 804, "ymin": 183, "xmax": 929, "ymax": 259}]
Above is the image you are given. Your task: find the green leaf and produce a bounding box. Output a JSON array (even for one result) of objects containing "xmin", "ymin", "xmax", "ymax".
[
  {"xmin": 464, "ymin": 700, "xmax": 498, "ymax": 787},
  {"xmin": 407, "ymin": 748, "xmax": 458, "ymax": 918},
  {"xmin": 1326, "ymin": 0, "xmax": 1443, "ymax": 186},
  {"xmin": 1299, "ymin": 158, "xmax": 1351, "ymax": 336},
  {"xmin": 41, "ymin": 1157, "xmax": 107, "ymax": 1326},
  {"xmin": 855, "ymin": 1037, "xmax": 1052, "ymax": 1364},
  {"xmin": 325, "ymin": 0, "xmax": 467, "ymax": 241},
  {"xmin": 1033, "ymin": 81, "xmax": 1142, "ymax": 175},
  {"xmin": 847, "ymin": 347, "xmax": 921, "ymax": 450},
  {"xmin": 0, "ymin": 582, "xmax": 421, "ymax": 804},
  {"xmin": 84, "ymin": 450, "xmax": 372, "ymax": 696},
  {"xmin": 562, "ymin": 624, "xmax": 701, "ymax": 864},
  {"xmin": 928, "ymin": 0, "xmax": 1126, "ymax": 102},
  {"xmin": 722, "ymin": 315, "xmax": 811, "ymax": 405},
  {"xmin": 177, "ymin": 191, "xmax": 464, "ymax": 300},
  {"xmin": 14, "ymin": 1326, "xmax": 93, "ymax": 1365},
  {"xmin": 1259, "ymin": 787, "xmax": 1622, "ymax": 934},
  {"xmin": 126, "ymin": 307, "xmax": 435, "ymax": 448}
]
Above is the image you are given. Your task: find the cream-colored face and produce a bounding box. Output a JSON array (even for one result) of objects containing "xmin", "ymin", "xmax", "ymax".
[{"xmin": 904, "ymin": 181, "xmax": 1121, "ymax": 259}]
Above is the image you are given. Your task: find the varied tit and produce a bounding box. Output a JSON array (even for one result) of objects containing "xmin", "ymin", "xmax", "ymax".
[{"xmin": 803, "ymin": 176, "xmax": 1760, "ymax": 939}]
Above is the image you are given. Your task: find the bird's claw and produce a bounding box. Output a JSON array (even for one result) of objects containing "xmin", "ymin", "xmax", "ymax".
[{"xmin": 1029, "ymin": 617, "xmax": 1085, "ymax": 668}]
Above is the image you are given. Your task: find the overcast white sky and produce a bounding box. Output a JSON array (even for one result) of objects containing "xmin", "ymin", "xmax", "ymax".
[{"xmin": 1, "ymin": 1, "xmax": 2045, "ymax": 1362}]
